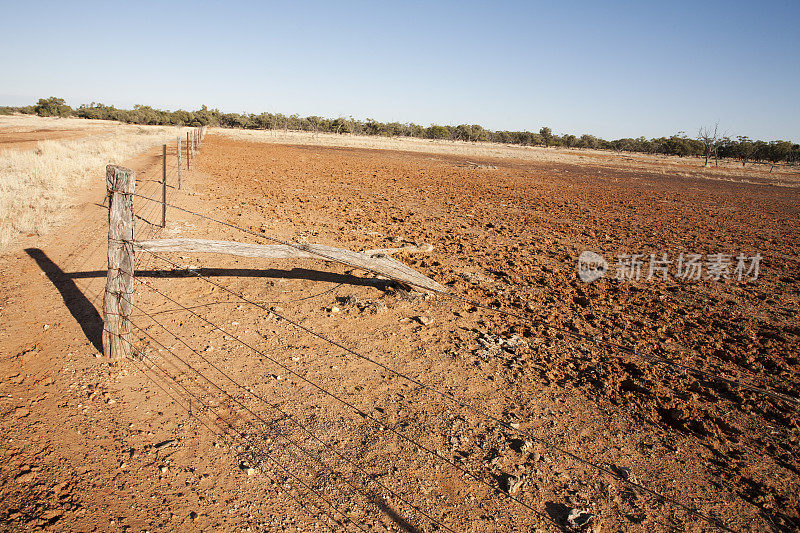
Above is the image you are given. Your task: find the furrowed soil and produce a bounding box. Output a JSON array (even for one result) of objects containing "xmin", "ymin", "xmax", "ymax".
[{"xmin": 0, "ymin": 133, "xmax": 798, "ymax": 532}]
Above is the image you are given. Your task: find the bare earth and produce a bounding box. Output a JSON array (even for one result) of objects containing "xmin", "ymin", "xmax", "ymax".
[{"xmin": 0, "ymin": 131, "xmax": 798, "ymax": 532}]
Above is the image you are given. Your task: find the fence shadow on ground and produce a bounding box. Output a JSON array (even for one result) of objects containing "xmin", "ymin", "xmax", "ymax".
[
  {"xmin": 67, "ymin": 266, "xmax": 394, "ymax": 289},
  {"xmin": 25, "ymin": 248, "xmax": 103, "ymax": 353}
]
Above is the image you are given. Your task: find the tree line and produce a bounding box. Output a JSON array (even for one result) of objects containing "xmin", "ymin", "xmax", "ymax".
[{"xmin": 2, "ymin": 97, "xmax": 798, "ymax": 166}]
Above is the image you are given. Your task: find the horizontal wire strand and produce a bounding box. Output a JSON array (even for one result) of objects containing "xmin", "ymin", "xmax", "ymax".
[
  {"xmin": 123, "ymin": 334, "xmax": 366, "ymax": 533},
  {"xmin": 127, "ymin": 307, "xmax": 456, "ymax": 533},
  {"xmin": 132, "ymin": 247, "xmax": 736, "ymax": 532},
  {"xmin": 125, "ymin": 356, "xmax": 343, "ymax": 533},
  {"xmin": 129, "ymin": 191, "xmax": 798, "ymax": 406}
]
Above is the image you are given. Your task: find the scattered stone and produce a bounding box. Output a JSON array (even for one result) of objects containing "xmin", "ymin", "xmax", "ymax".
[
  {"xmin": 473, "ymin": 331, "xmax": 528, "ymax": 358},
  {"xmin": 337, "ymin": 295, "xmax": 387, "ymax": 314},
  {"xmin": 415, "ymin": 316, "xmax": 434, "ymax": 326},
  {"xmin": 509, "ymin": 475, "xmax": 525, "ymax": 494},
  {"xmin": 566, "ymin": 507, "xmax": 594, "ymax": 530},
  {"xmin": 460, "ymin": 272, "xmax": 492, "ymax": 285},
  {"xmin": 13, "ymin": 407, "xmax": 30, "ymax": 418}
]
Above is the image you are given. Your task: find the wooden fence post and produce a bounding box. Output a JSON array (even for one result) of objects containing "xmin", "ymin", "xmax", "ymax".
[
  {"xmin": 103, "ymin": 165, "xmax": 135, "ymax": 360},
  {"xmin": 186, "ymin": 132, "xmax": 191, "ymax": 169},
  {"xmin": 162, "ymin": 144, "xmax": 167, "ymax": 227},
  {"xmin": 177, "ymin": 137, "xmax": 182, "ymax": 189}
]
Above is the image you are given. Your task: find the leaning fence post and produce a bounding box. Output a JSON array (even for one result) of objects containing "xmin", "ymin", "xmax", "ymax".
[
  {"xmin": 103, "ymin": 165, "xmax": 135, "ymax": 360},
  {"xmin": 177, "ymin": 137, "xmax": 182, "ymax": 189},
  {"xmin": 162, "ymin": 144, "xmax": 167, "ymax": 227}
]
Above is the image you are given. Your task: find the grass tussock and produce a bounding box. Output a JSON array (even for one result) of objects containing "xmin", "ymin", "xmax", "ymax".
[{"xmin": 0, "ymin": 124, "xmax": 181, "ymax": 251}]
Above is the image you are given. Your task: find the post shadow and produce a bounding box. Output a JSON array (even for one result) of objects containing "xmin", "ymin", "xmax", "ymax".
[
  {"xmin": 24, "ymin": 250, "xmax": 392, "ymax": 355},
  {"xmin": 25, "ymin": 248, "xmax": 104, "ymax": 353},
  {"xmin": 369, "ymin": 494, "xmax": 423, "ymax": 533}
]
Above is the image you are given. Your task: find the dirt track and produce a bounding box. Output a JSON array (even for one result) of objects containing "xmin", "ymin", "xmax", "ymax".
[{"xmin": 1, "ymin": 134, "xmax": 798, "ymax": 531}]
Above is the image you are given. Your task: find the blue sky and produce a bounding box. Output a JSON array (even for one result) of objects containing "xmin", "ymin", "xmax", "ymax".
[{"xmin": 2, "ymin": 0, "xmax": 798, "ymax": 141}]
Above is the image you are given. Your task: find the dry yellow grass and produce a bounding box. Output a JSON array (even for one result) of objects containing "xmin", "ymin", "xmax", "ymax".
[
  {"xmin": 0, "ymin": 119, "xmax": 184, "ymax": 251},
  {"xmin": 0, "ymin": 113, "xmax": 122, "ymax": 131},
  {"xmin": 213, "ymin": 126, "xmax": 559, "ymax": 161}
]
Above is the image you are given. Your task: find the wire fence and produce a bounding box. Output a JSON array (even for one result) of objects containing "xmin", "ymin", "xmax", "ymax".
[{"xmin": 91, "ymin": 128, "xmax": 797, "ymax": 531}]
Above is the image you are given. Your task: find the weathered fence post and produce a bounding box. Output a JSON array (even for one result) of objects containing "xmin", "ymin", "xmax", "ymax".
[
  {"xmin": 186, "ymin": 132, "xmax": 191, "ymax": 169},
  {"xmin": 177, "ymin": 137, "xmax": 182, "ymax": 189},
  {"xmin": 162, "ymin": 144, "xmax": 167, "ymax": 227},
  {"xmin": 103, "ymin": 165, "xmax": 135, "ymax": 360}
]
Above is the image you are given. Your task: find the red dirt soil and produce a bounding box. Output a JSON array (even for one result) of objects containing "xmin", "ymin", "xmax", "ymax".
[{"xmin": 0, "ymin": 135, "xmax": 798, "ymax": 532}]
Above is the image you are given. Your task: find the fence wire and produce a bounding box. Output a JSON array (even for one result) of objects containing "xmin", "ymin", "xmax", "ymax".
[
  {"xmin": 130, "ymin": 190, "xmax": 799, "ymax": 407},
  {"xmin": 96, "ymin": 129, "xmax": 751, "ymax": 531}
]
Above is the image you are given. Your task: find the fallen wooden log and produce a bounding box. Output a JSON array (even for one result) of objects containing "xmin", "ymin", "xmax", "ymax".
[{"xmin": 134, "ymin": 238, "xmax": 445, "ymax": 292}]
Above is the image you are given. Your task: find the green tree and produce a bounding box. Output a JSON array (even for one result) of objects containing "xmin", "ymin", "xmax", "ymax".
[
  {"xmin": 735, "ymin": 136, "xmax": 753, "ymax": 166},
  {"xmin": 34, "ymin": 97, "xmax": 72, "ymax": 117},
  {"xmin": 539, "ymin": 126, "xmax": 553, "ymax": 147},
  {"xmin": 766, "ymin": 141, "xmax": 793, "ymax": 172},
  {"xmin": 425, "ymin": 125, "xmax": 451, "ymax": 139}
]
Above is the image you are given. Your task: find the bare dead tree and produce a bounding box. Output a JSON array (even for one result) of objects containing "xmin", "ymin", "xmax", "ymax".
[{"xmin": 698, "ymin": 122, "xmax": 720, "ymax": 167}]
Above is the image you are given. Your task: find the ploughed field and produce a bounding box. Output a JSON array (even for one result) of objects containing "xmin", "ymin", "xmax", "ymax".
[
  {"xmin": 192, "ymin": 138, "xmax": 800, "ymax": 531},
  {"xmin": 0, "ymin": 134, "xmax": 798, "ymax": 532}
]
